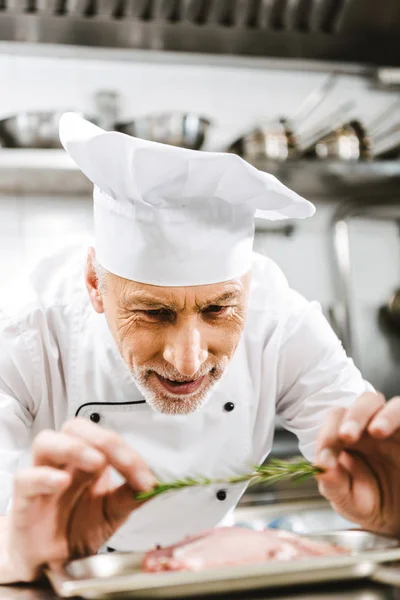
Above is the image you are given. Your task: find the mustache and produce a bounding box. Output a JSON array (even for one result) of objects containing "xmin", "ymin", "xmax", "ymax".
[{"xmin": 135, "ymin": 360, "xmax": 227, "ymax": 383}]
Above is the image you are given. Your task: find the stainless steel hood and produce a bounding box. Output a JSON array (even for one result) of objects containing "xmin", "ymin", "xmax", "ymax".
[{"xmin": 1, "ymin": 0, "xmax": 400, "ymax": 67}]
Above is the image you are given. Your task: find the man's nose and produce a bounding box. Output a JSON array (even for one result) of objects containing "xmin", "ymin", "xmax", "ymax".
[{"xmin": 163, "ymin": 321, "xmax": 208, "ymax": 378}]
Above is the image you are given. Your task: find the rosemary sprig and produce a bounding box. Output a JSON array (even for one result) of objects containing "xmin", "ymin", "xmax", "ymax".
[{"xmin": 136, "ymin": 458, "xmax": 323, "ymax": 501}]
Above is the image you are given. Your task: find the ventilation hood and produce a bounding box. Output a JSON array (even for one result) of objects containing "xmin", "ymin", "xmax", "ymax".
[{"xmin": 0, "ymin": 0, "xmax": 400, "ymax": 67}]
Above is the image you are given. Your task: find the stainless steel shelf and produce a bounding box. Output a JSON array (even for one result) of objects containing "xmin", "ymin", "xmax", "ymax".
[
  {"xmin": 0, "ymin": 149, "xmax": 92, "ymax": 196},
  {"xmin": 2, "ymin": 149, "xmax": 400, "ymax": 199}
]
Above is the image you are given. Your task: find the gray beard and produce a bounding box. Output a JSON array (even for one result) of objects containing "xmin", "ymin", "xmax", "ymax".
[{"xmin": 130, "ymin": 370, "xmax": 221, "ymax": 416}]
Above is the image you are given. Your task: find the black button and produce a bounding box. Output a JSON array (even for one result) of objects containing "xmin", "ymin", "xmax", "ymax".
[
  {"xmin": 224, "ymin": 402, "xmax": 235, "ymax": 412},
  {"xmin": 90, "ymin": 412, "xmax": 101, "ymax": 423},
  {"xmin": 216, "ymin": 490, "xmax": 227, "ymax": 501}
]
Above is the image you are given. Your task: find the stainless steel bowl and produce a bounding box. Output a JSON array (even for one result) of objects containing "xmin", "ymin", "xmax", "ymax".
[
  {"xmin": 116, "ymin": 113, "xmax": 211, "ymax": 150},
  {"xmin": 228, "ymin": 121, "xmax": 298, "ymax": 161},
  {"xmin": 0, "ymin": 111, "xmax": 72, "ymax": 149}
]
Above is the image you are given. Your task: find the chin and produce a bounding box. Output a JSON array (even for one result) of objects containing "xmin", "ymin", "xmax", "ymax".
[{"xmin": 148, "ymin": 395, "xmax": 209, "ymax": 415}]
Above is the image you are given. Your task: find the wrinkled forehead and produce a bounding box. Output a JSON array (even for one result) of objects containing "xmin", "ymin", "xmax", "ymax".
[{"xmin": 109, "ymin": 272, "xmax": 250, "ymax": 309}]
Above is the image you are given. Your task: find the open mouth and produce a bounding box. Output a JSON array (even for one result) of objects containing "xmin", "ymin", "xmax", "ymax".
[{"xmin": 155, "ymin": 374, "xmax": 206, "ymax": 396}]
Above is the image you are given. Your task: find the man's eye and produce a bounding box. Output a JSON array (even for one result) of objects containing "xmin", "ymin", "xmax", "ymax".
[
  {"xmin": 144, "ymin": 309, "xmax": 170, "ymax": 318},
  {"xmin": 203, "ymin": 305, "xmax": 227, "ymax": 314}
]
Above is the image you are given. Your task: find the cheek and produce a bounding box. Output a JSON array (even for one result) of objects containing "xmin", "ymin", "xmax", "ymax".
[
  {"xmin": 207, "ymin": 314, "xmax": 245, "ymax": 358},
  {"xmin": 116, "ymin": 319, "xmax": 165, "ymax": 367}
]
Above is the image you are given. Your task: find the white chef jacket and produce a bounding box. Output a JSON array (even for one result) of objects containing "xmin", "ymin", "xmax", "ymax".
[{"xmin": 0, "ymin": 246, "xmax": 370, "ymax": 551}]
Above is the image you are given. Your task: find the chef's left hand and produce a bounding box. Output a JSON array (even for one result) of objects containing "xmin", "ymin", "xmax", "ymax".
[{"xmin": 316, "ymin": 392, "xmax": 400, "ymax": 538}]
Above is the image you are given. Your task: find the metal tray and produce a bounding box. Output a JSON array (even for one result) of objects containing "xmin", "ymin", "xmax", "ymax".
[{"xmin": 45, "ymin": 531, "xmax": 400, "ymax": 599}]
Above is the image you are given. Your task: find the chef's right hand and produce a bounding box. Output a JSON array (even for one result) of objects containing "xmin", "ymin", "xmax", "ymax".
[{"xmin": 5, "ymin": 418, "xmax": 157, "ymax": 583}]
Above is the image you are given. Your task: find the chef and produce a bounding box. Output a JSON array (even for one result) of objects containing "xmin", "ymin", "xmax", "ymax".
[{"xmin": 0, "ymin": 113, "xmax": 399, "ymax": 584}]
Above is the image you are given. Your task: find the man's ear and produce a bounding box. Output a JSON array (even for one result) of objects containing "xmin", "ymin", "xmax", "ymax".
[{"xmin": 85, "ymin": 247, "xmax": 104, "ymax": 314}]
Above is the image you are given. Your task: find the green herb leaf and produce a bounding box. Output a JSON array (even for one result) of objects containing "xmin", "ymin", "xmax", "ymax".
[{"xmin": 135, "ymin": 458, "xmax": 323, "ymax": 501}]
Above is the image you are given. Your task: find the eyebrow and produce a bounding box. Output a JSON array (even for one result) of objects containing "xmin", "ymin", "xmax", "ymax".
[
  {"xmin": 121, "ymin": 287, "xmax": 242, "ymax": 311},
  {"xmin": 196, "ymin": 290, "xmax": 241, "ymax": 309},
  {"xmin": 122, "ymin": 292, "xmax": 174, "ymax": 309}
]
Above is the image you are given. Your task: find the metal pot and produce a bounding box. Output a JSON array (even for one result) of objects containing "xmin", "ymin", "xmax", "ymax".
[
  {"xmin": 0, "ymin": 111, "xmax": 75, "ymax": 149},
  {"xmin": 116, "ymin": 113, "xmax": 211, "ymax": 150},
  {"xmin": 227, "ymin": 73, "xmax": 337, "ymax": 161},
  {"xmin": 228, "ymin": 120, "xmax": 298, "ymax": 161},
  {"xmin": 302, "ymin": 119, "xmax": 372, "ymax": 161}
]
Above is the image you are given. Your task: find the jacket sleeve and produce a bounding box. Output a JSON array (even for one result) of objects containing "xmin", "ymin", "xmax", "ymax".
[
  {"xmin": 0, "ymin": 315, "xmax": 41, "ymax": 514},
  {"xmin": 275, "ymin": 296, "xmax": 373, "ymax": 462}
]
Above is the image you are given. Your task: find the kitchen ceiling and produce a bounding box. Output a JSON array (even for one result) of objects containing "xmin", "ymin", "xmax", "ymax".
[{"xmin": 0, "ymin": 0, "xmax": 400, "ymax": 66}]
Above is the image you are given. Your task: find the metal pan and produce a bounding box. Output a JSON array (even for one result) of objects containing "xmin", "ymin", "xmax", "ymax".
[{"xmin": 45, "ymin": 530, "xmax": 400, "ymax": 599}]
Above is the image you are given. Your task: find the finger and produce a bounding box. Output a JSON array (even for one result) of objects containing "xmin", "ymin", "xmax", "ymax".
[
  {"xmin": 317, "ymin": 459, "xmax": 351, "ymax": 507},
  {"xmin": 13, "ymin": 467, "xmax": 71, "ymax": 504},
  {"xmin": 62, "ymin": 418, "xmax": 157, "ymax": 492},
  {"xmin": 338, "ymin": 392, "xmax": 385, "ymax": 444},
  {"xmin": 339, "ymin": 451, "xmax": 378, "ymax": 514},
  {"xmin": 32, "ymin": 430, "xmax": 106, "ymax": 472},
  {"xmin": 319, "ymin": 451, "xmax": 378, "ymax": 523},
  {"xmin": 316, "ymin": 407, "xmax": 346, "ymax": 469},
  {"xmin": 369, "ymin": 396, "xmax": 400, "ymax": 438}
]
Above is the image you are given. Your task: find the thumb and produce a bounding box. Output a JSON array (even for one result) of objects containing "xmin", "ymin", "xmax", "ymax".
[{"xmin": 103, "ymin": 482, "xmax": 145, "ymax": 529}]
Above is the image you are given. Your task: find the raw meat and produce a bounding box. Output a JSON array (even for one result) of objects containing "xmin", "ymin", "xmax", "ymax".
[{"xmin": 142, "ymin": 527, "xmax": 347, "ymax": 573}]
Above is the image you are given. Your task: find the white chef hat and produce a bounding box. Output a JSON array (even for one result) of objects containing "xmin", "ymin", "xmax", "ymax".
[{"xmin": 59, "ymin": 113, "xmax": 315, "ymax": 286}]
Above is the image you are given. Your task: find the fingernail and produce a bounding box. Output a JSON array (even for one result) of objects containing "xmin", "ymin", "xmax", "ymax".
[
  {"xmin": 371, "ymin": 418, "xmax": 390, "ymax": 434},
  {"xmin": 82, "ymin": 448, "xmax": 103, "ymax": 465},
  {"xmin": 318, "ymin": 449, "xmax": 337, "ymax": 469},
  {"xmin": 318, "ymin": 481, "xmax": 326, "ymax": 496},
  {"xmin": 138, "ymin": 471, "xmax": 157, "ymax": 492},
  {"xmin": 339, "ymin": 420, "xmax": 359, "ymax": 439}
]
